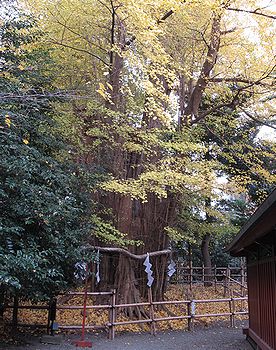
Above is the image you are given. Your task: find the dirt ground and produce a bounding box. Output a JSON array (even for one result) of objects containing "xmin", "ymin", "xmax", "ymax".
[{"xmin": 0, "ymin": 321, "xmax": 253, "ymax": 350}]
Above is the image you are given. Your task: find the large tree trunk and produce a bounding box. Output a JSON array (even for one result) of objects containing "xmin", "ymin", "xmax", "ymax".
[
  {"xmin": 86, "ymin": 8, "xmax": 175, "ymax": 310},
  {"xmin": 94, "ymin": 193, "xmax": 175, "ymax": 310}
]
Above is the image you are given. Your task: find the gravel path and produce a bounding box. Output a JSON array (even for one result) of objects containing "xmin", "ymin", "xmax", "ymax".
[{"xmin": 1, "ymin": 324, "xmax": 253, "ymax": 350}]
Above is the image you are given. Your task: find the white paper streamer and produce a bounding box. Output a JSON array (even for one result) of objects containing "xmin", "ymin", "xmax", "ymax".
[
  {"xmin": 95, "ymin": 249, "xmax": 100, "ymax": 284},
  {"xmin": 74, "ymin": 261, "xmax": 87, "ymax": 281},
  {"xmin": 191, "ymin": 301, "xmax": 196, "ymax": 315},
  {"xmin": 143, "ymin": 253, "xmax": 154, "ymax": 287},
  {"xmin": 167, "ymin": 259, "xmax": 176, "ymax": 278}
]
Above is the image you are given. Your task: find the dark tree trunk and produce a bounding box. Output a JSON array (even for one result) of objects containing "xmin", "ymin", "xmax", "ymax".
[
  {"xmin": 201, "ymin": 233, "xmax": 212, "ymax": 286},
  {"xmin": 93, "ymin": 192, "xmax": 176, "ymax": 313},
  {"xmin": 0, "ymin": 287, "xmax": 5, "ymax": 319}
]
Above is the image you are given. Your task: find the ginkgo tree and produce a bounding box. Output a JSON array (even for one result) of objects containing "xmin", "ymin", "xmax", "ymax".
[{"xmin": 23, "ymin": 0, "xmax": 276, "ymax": 307}]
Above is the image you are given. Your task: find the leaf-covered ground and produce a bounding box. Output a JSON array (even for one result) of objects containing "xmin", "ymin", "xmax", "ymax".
[{"xmin": 1, "ymin": 285, "xmax": 248, "ymax": 339}]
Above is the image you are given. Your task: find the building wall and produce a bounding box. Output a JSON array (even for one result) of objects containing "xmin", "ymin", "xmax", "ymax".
[{"xmin": 247, "ymin": 232, "xmax": 276, "ymax": 349}]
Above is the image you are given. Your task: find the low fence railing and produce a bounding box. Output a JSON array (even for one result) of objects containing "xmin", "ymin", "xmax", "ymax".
[
  {"xmin": 3, "ymin": 289, "xmax": 248, "ymax": 340},
  {"xmin": 172, "ymin": 264, "xmax": 247, "ymax": 289}
]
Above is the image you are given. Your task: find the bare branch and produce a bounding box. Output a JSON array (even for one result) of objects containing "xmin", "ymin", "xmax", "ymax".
[
  {"xmin": 209, "ymin": 77, "xmax": 271, "ymax": 87},
  {"xmin": 220, "ymin": 27, "xmax": 237, "ymax": 35},
  {"xmin": 234, "ymin": 63, "xmax": 276, "ymax": 91},
  {"xmin": 202, "ymin": 123, "xmax": 270, "ymax": 181},
  {"xmin": 240, "ymin": 107, "xmax": 276, "ymax": 131},
  {"xmin": 95, "ymin": 0, "xmax": 113, "ymax": 14},
  {"xmin": 124, "ymin": 8, "xmax": 176, "ymax": 48},
  {"xmin": 50, "ymin": 16, "xmax": 108, "ymax": 53},
  {"xmin": 227, "ymin": 7, "xmax": 276, "ymax": 20},
  {"xmin": 157, "ymin": 9, "xmax": 174, "ymax": 24},
  {"xmin": 50, "ymin": 41, "xmax": 109, "ymax": 66}
]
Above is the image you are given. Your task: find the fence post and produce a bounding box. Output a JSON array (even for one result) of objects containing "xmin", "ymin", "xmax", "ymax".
[
  {"xmin": 0, "ymin": 289, "xmax": 4, "ymax": 319},
  {"xmin": 214, "ymin": 265, "xmax": 217, "ymax": 292},
  {"xmin": 187, "ymin": 300, "xmax": 195, "ymax": 331},
  {"xmin": 12, "ymin": 295, "xmax": 19, "ymax": 334},
  {"xmin": 47, "ymin": 297, "xmax": 57, "ymax": 335},
  {"xmin": 175, "ymin": 262, "xmax": 179, "ymax": 284},
  {"xmin": 148, "ymin": 288, "xmax": 156, "ymax": 336},
  {"xmin": 241, "ymin": 265, "xmax": 245, "ymax": 310},
  {"xmin": 223, "ymin": 267, "xmax": 230, "ymax": 297},
  {"xmin": 227, "ymin": 267, "xmax": 231, "ymax": 295},
  {"xmin": 223, "ymin": 273, "xmax": 227, "ymax": 297},
  {"xmin": 202, "ymin": 264, "xmax": 205, "ymax": 285},
  {"xmin": 229, "ymin": 293, "xmax": 235, "ymax": 327},
  {"xmin": 108, "ymin": 289, "xmax": 116, "ymax": 340},
  {"xmin": 189, "ymin": 260, "xmax": 193, "ymax": 291}
]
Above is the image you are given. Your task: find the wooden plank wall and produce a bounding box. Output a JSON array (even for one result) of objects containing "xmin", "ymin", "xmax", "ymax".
[{"xmin": 247, "ymin": 256, "xmax": 276, "ymax": 350}]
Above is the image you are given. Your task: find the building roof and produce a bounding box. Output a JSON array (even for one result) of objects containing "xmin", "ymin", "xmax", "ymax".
[{"xmin": 227, "ymin": 188, "xmax": 276, "ymax": 256}]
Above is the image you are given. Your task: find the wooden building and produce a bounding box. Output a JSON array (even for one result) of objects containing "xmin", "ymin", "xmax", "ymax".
[{"xmin": 228, "ymin": 189, "xmax": 276, "ymax": 350}]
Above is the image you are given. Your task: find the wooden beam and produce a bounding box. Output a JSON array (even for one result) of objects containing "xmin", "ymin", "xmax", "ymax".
[{"xmin": 84, "ymin": 245, "xmax": 171, "ymax": 260}]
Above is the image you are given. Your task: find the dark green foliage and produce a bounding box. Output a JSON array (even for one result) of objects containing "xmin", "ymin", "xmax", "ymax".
[
  {"xmin": 174, "ymin": 196, "xmax": 254, "ymax": 267},
  {"xmin": 0, "ymin": 11, "xmax": 91, "ymax": 301},
  {"xmin": 195, "ymin": 106, "xmax": 276, "ymax": 204},
  {"xmin": 207, "ymin": 198, "xmax": 254, "ymax": 266}
]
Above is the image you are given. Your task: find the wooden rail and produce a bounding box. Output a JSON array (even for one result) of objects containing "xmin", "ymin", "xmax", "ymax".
[
  {"xmin": 3, "ymin": 290, "xmax": 248, "ymax": 340},
  {"xmin": 173, "ymin": 264, "xmax": 247, "ymax": 290}
]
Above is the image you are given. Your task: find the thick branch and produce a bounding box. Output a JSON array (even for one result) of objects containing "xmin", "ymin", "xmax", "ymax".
[
  {"xmin": 85, "ymin": 245, "xmax": 171, "ymax": 260},
  {"xmin": 191, "ymin": 65, "xmax": 275, "ymax": 123},
  {"xmin": 191, "ymin": 93, "xmax": 240, "ymax": 124},
  {"xmin": 181, "ymin": 13, "xmax": 222, "ymax": 124}
]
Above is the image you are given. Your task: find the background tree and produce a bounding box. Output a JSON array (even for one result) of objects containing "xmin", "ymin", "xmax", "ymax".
[
  {"xmin": 174, "ymin": 195, "xmax": 255, "ymax": 269},
  {"xmin": 0, "ymin": 8, "xmax": 93, "ymax": 303},
  {"xmin": 187, "ymin": 95, "xmax": 276, "ymax": 272}
]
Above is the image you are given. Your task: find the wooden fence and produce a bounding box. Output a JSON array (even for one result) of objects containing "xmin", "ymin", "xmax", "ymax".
[
  {"xmin": 4, "ymin": 289, "xmax": 248, "ymax": 340},
  {"xmin": 172, "ymin": 264, "xmax": 247, "ymax": 289}
]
